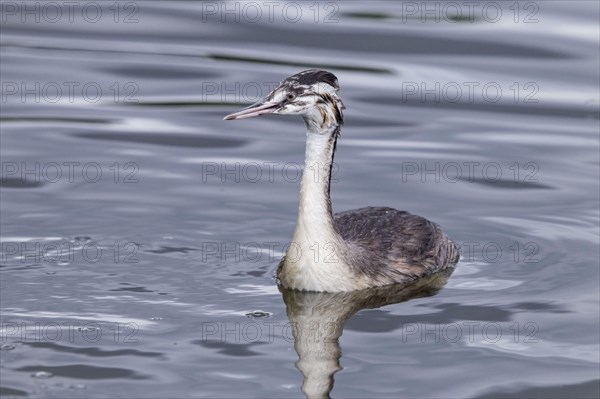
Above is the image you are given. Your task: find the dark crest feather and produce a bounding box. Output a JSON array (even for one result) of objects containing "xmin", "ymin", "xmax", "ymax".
[{"xmin": 286, "ymin": 69, "xmax": 339, "ymax": 90}]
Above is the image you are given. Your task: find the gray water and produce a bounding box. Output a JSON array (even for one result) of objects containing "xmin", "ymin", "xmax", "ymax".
[{"xmin": 1, "ymin": 1, "xmax": 599, "ymax": 398}]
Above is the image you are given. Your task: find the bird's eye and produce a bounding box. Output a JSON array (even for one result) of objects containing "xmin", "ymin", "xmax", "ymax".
[{"xmin": 286, "ymin": 93, "xmax": 295, "ymax": 101}]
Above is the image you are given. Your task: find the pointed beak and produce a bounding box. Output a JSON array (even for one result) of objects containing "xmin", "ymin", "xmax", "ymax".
[{"xmin": 223, "ymin": 100, "xmax": 280, "ymax": 121}]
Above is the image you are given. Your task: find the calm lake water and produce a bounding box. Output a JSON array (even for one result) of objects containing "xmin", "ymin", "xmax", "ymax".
[{"xmin": 1, "ymin": 1, "xmax": 599, "ymax": 398}]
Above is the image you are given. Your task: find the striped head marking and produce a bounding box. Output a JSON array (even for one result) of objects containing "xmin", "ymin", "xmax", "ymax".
[{"xmin": 224, "ymin": 69, "xmax": 345, "ymax": 132}]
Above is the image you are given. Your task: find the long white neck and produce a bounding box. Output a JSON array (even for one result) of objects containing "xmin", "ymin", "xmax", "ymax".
[
  {"xmin": 281, "ymin": 123, "xmax": 362, "ymax": 292},
  {"xmin": 295, "ymin": 126, "xmax": 339, "ymax": 240}
]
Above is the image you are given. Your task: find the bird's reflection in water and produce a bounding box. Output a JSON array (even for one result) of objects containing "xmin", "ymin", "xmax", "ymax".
[{"xmin": 280, "ymin": 269, "xmax": 453, "ymax": 399}]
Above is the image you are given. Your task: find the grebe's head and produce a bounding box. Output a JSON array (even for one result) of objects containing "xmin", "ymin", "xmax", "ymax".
[{"xmin": 224, "ymin": 69, "xmax": 344, "ymax": 131}]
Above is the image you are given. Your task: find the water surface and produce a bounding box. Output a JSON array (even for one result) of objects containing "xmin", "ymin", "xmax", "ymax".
[{"xmin": 1, "ymin": 1, "xmax": 599, "ymax": 398}]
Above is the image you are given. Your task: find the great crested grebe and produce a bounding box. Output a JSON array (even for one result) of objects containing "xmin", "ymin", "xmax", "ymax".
[{"xmin": 224, "ymin": 70, "xmax": 459, "ymax": 292}]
